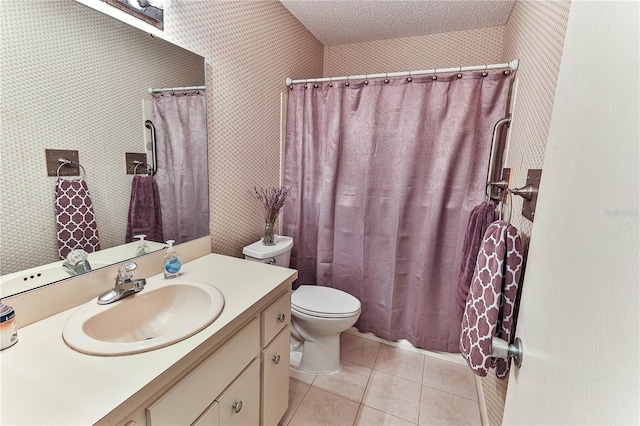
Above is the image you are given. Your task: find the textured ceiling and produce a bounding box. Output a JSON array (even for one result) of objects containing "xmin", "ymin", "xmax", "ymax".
[{"xmin": 280, "ymin": 0, "xmax": 516, "ymax": 45}]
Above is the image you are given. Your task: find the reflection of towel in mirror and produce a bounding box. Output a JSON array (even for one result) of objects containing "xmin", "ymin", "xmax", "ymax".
[
  {"xmin": 455, "ymin": 202, "xmax": 496, "ymax": 322},
  {"xmin": 55, "ymin": 178, "xmax": 101, "ymax": 260},
  {"xmin": 459, "ymin": 220, "xmax": 523, "ymax": 379},
  {"xmin": 125, "ymin": 175, "xmax": 163, "ymax": 243}
]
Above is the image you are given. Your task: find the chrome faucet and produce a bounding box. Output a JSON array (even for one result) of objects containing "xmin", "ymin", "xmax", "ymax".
[
  {"xmin": 62, "ymin": 249, "xmax": 92, "ymax": 276},
  {"xmin": 97, "ymin": 261, "xmax": 146, "ymax": 305}
]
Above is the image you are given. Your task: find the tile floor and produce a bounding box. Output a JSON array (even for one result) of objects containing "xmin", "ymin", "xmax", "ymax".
[{"xmin": 280, "ymin": 332, "xmax": 481, "ymax": 426}]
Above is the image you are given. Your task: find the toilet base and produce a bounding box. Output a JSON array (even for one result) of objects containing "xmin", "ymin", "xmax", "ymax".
[{"xmin": 290, "ymin": 333, "xmax": 342, "ymax": 374}]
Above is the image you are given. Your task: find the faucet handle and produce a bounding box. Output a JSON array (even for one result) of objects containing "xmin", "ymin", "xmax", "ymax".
[
  {"xmin": 117, "ymin": 261, "xmax": 137, "ymax": 282},
  {"xmin": 66, "ymin": 249, "xmax": 88, "ymax": 266}
]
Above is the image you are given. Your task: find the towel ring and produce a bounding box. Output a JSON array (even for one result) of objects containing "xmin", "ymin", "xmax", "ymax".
[
  {"xmin": 133, "ymin": 160, "xmax": 148, "ymax": 176},
  {"xmin": 56, "ymin": 158, "xmax": 86, "ymax": 180}
]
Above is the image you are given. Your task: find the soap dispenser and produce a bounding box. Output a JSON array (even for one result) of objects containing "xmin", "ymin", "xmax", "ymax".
[
  {"xmin": 163, "ymin": 240, "xmax": 182, "ymax": 278},
  {"xmin": 134, "ymin": 234, "xmax": 150, "ymax": 256}
]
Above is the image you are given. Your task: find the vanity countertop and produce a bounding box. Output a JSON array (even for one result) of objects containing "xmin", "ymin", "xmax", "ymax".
[{"xmin": 0, "ymin": 253, "xmax": 297, "ymax": 425}]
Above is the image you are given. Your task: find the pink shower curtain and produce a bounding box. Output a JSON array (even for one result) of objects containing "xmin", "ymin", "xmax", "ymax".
[
  {"xmin": 283, "ymin": 72, "xmax": 512, "ymax": 352},
  {"xmin": 152, "ymin": 91, "xmax": 209, "ymax": 244}
]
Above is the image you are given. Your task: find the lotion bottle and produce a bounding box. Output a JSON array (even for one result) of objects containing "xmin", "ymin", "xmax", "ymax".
[{"xmin": 163, "ymin": 240, "xmax": 182, "ymax": 278}]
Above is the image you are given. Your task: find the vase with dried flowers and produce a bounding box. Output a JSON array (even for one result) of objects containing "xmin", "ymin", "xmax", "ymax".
[{"xmin": 252, "ymin": 185, "xmax": 291, "ymax": 245}]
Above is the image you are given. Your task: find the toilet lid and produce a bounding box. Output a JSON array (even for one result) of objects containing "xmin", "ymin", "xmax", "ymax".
[{"xmin": 292, "ymin": 285, "xmax": 361, "ymax": 318}]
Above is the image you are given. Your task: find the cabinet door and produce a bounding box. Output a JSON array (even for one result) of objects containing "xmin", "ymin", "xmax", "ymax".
[
  {"xmin": 193, "ymin": 402, "xmax": 219, "ymax": 426},
  {"xmin": 217, "ymin": 359, "xmax": 260, "ymax": 426},
  {"xmin": 261, "ymin": 326, "xmax": 290, "ymax": 426}
]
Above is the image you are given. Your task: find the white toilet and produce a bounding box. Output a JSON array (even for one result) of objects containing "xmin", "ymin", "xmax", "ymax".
[{"xmin": 243, "ymin": 236, "xmax": 361, "ymax": 374}]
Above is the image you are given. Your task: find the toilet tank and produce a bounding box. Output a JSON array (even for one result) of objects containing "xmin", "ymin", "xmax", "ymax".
[{"xmin": 242, "ymin": 236, "xmax": 293, "ymax": 267}]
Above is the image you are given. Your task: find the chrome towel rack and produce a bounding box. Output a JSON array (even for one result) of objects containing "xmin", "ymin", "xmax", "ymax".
[{"xmin": 144, "ymin": 120, "xmax": 157, "ymax": 176}]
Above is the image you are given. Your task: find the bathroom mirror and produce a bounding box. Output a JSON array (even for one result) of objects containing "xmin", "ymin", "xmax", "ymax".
[{"xmin": 0, "ymin": 0, "xmax": 208, "ymax": 297}]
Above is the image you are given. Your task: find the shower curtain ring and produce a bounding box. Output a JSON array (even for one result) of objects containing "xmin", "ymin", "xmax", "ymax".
[
  {"xmin": 482, "ymin": 64, "xmax": 488, "ymax": 77},
  {"xmin": 430, "ymin": 69, "xmax": 436, "ymax": 81},
  {"xmin": 364, "ymin": 74, "xmax": 369, "ymax": 85},
  {"xmin": 345, "ymin": 76, "xmax": 350, "ymax": 87},
  {"xmin": 457, "ymin": 66, "xmax": 463, "ymax": 79},
  {"xmin": 329, "ymin": 77, "xmax": 333, "ymax": 87},
  {"xmin": 384, "ymin": 73, "xmax": 389, "ymax": 84},
  {"xmin": 408, "ymin": 71, "xmax": 413, "ymax": 82}
]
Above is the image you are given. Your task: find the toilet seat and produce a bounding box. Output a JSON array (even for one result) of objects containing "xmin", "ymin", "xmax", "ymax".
[{"xmin": 292, "ymin": 285, "xmax": 361, "ymax": 319}]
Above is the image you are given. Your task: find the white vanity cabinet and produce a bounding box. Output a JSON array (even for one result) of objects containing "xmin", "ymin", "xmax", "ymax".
[
  {"xmin": 114, "ymin": 290, "xmax": 292, "ymax": 426},
  {"xmin": 146, "ymin": 318, "xmax": 261, "ymax": 425}
]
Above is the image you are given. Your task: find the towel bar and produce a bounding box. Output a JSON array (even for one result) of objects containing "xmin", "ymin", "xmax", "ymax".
[{"xmin": 491, "ymin": 336, "xmax": 524, "ymax": 368}]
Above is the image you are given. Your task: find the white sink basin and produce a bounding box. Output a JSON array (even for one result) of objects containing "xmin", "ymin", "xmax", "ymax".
[{"xmin": 62, "ymin": 280, "xmax": 224, "ymax": 356}]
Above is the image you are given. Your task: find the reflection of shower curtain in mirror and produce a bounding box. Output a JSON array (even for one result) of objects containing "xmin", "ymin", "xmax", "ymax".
[{"xmin": 152, "ymin": 92, "xmax": 209, "ymax": 244}]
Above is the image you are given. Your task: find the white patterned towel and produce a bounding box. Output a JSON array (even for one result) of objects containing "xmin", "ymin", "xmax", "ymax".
[
  {"xmin": 55, "ymin": 178, "xmax": 100, "ymax": 259},
  {"xmin": 459, "ymin": 220, "xmax": 523, "ymax": 379}
]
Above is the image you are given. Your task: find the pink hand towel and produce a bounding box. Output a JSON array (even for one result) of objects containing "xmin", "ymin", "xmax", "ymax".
[
  {"xmin": 55, "ymin": 178, "xmax": 101, "ymax": 260},
  {"xmin": 459, "ymin": 220, "xmax": 523, "ymax": 378},
  {"xmin": 125, "ymin": 175, "xmax": 163, "ymax": 243}
]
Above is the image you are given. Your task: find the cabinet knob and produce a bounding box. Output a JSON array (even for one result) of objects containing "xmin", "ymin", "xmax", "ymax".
[
  {"xmin": 272, "ymin": 354, "xmax": 281, "ymax": 365},
  {"xmin": 232, "ymin": 401, "xmax": 243, "ymax": 414},
  {"xmin": 277, "ymin": 313, "xmax": 286, "ymax": 323}
]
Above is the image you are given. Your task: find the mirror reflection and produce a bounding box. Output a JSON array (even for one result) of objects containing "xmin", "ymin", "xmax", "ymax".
[{"xmin": 0, "ymin": 0, "xmax": 208, "ymax": 297}]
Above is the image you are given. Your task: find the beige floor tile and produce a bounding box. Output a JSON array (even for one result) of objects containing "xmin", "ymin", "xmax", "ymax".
[
  {"xmin": 290, "ymin": 367, "xmax": 317, "ymax": 385},
  {"xmin": 312, "ymin": 360, "xmax": 372, "ymax": 403},
  {"xmin": 280, "ymin": 379, "xmax": 311, "ymax": 426},
  {"xmin": 288, "ymin": 387, "xmax": 360, "ymax": 426},
  {"xmin": 373, "ymin": 344, "xmax": 425, "ymax": 383},
  {"xmin": 362, "ymin": 370, "xmax": 422, "ymax": 423},
  {"xmin": 419, "ymin": 386, "xmax": 481, "ymax": 425},
  {"xmin": 422, "ymin": 356, "xmax": 478, "ymax": 401},
  {"xmin": 354, "ymin": 405, "xmax": 417, "ymax": 425},
  {"xmin": 341, "ymin": 333, "xmax": 381, "ymax": 367}
]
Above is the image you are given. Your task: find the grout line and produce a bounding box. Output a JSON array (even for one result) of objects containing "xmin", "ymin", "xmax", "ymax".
[
  {"xmin": 422, "ymin": 382, "xmax": 480, "ymax": 402},
  {"xmin": 284, "ymin": 378, "xmax": 313, "ymax": 426}
]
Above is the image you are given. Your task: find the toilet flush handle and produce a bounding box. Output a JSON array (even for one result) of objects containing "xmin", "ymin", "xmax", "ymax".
[
  {"xmin": 268, "ymin": 258, "xmax": 276, "ymax": 265},
  {"xmin": 277, "ymin": 313, "xmax": 286, "ymax": 323}
]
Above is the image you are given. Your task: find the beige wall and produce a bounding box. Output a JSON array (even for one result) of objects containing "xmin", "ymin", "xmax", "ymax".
[
  {"xmin": 501, "ymin": 0, "xmax": 572, "ymax": 237},
  {"xmin": 323, "ymin": 26, "xmax": 505, "ymax": 77},
  {"xmin": 160, "ymin": 1, "xmax": 324, "ymax": 257}
]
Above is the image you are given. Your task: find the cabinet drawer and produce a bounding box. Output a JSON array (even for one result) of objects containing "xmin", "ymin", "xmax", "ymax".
[
  {"xmin": 261, "ymin": 326, "xmax": 290, "ymax": 426},
  {"xmin": 147, "ymin": 318, "xmax": 260, "ymax": 425},
  {"xmin": 261, "ymin": 292, "xmax": 290, "ymax": 346},
  {"xmin": 217, "ymin": 359, "xmax": 260, "ymax": 426}
]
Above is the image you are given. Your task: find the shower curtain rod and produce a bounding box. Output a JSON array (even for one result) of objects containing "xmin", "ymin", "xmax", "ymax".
[
  {"xmin": 148, "ymin": 85, "xmax": 206, "ymax": 94},
  {"xmin": 285, "ymin": 58, "xmax": 519, "ymax": 87}
]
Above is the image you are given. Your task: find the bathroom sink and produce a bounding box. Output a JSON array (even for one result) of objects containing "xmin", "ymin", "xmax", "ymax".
[{"xmin": 62, "ymin": 280, "xmax": 224, "ymax": 356}]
